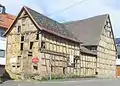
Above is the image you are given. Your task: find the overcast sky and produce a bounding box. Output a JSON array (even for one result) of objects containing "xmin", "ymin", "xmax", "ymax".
[{"xmin": 1, "ymin": 0, "xmax": 120, "ymax": 38}]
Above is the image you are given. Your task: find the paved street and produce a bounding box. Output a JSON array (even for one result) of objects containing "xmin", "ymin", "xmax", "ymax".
[{"xmin": 0, "ymin": 78, "xmax": 120, "ymax": 86}]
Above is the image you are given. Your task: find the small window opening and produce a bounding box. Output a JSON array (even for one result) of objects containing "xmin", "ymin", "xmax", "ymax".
[
  {"xmin": 28, "ymin": 51, "xmax": 32, "ymax": 56},
  {"xmin": 17, "ymin": 65, "xmax": 20, "ymax": 68},
  {"xmin": 12, "ymin": 65, "xmax": 16, "ymax": 68},
  {"xmin": 41, "ymin": 41, "xmax": 45, "ymax": 49},
  {"xmin": 30, "ymin": 42, "xmax": 33, "ymax": 49},
  {"xmin": 63, "ymin": 67, "xmax": 66, "ymax": 74},
  {"xmin": 51, "ymin": 65, "xmax": 53, "ymax": 72},
  {"xmin": 17, "ymin": 56, "xmax": 21, "ymax": 63},
  {"xmin": 22, "ymin": 18, "xmax": 26, "ymax": 26},
  {"xmin": 18, "ymin": 56, "xmax": 21, "ymax": 60},
  {"xmin": 36, "ymin": 32, "xmax": 39, "ymax": 40},
  {"xmin": 118, "ymin": 55, "xmax": 120, "ymax": 59},
  {"xmin": 21, "ymin": 36, "xmax": 24, "ymax": 41},
  {"xmin": 95, "ymin": 72, "xmax": 98, "ymax": 75},
  {"xmin": 20, "ymin": 43, "xmax": 23, "ymax": 50},
  {"xmin": 33, "ymin": 65, "xmax": 38, "ymax": 70},
  {"xmin": 17, "ymin": 26, "xmax": 21, "ymax": 33}
]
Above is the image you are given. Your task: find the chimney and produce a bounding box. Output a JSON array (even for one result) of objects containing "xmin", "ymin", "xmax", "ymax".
[{"xmin": 0, "ymin": 4, "xmax": 6, "ymax": 14}]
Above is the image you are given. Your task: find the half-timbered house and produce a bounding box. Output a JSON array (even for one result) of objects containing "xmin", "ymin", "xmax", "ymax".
[
  {"xmin": 4, "ymin": 6, "xmax": 97, "ymax": 80},
  {"xmin": 64, "ymin": 14, "xmax": 117, "ymax": 78}
]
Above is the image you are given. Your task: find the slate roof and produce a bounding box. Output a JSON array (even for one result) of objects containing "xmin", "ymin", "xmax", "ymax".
[
  {"xmin": 0, "ymin": 13, "xmax": 15, "ymax": 29},
  {"xmin": 25, "ymin": 7, "xmax": 79, "ymax": 42},
  {"xmin": 4, "ymin": 6, "xmax": 79, "ymax": 42},
  {"xmin": 63, "ymin": 14, "xmax": 108, "ymax": 45}
]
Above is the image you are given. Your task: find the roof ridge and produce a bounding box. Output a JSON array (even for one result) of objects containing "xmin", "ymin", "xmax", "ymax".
[
  {"xmin": 24, "ymin": 6, "xmax": 63, "ymax": 25},
  {"xmin": 63, "ymin": 14, "xmax": 109, "ymax": 24},
  {"xmin": 63, "ymin": 14, "xmax": 109, "ymax": 45}
]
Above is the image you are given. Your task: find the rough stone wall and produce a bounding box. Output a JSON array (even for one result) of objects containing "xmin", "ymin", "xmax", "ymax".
[
  {"xmin": 97, "ymin": 18, "xmax": 116, "ymax": 78},
  {"xmin": 6, "ymin": 10, "xmax": 40, "ymax": 79}
]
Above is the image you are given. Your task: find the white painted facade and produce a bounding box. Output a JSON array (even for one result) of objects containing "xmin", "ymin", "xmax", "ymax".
[
  {"xmin": 0, "ymin": 29, "xmax": 6, "ymax": 65},
  {"xmin": 116, "ymin": 44, "xmax": 120, "ymax": 65},
  {"xmin": 116, "ymin": 59, "xmax": 120, "ymax": 65}
]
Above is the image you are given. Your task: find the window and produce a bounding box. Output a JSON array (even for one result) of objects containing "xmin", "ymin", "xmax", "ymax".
[
  {"xmin": 33, "ymin": 65, "xmax": 38, "ymax": 70},
  {"xmin": 73, "ymin": 58, "xmax": 77, "ymax": 67},
  {"xmin": 36, "ymin": 32, "xmax": 39, "ymax": 40},
  {"xmin": 28, "ymin": 51, "xmax": 32, "ymax": 56},
  {"xmin": 51, "ymin": 65, "xmax": 53, "ymax": 72},
  {"xmin": 17, "ymin": 56, "xmax": 21, "ymax": 64},
  {"xmin": 21, "ymin": 35, "xmax": 24, "ymax": 41},
  {"xmin": 0, "ymin": 30, "xmax": 5, "ymax": 37},
  {"xmin": 109, "ymin": 32, "xmax": 112, "ymax": 38},
  {"xmin": 17, "ymin": 26, "xmax": 21, "ymax": 33},
  {"xmin": 41, "ymin": 41, "xmax": 45, "ymax": 49},
  {"xmin": 95, "ymin": 72, "xmax": 98, "ymax": 75},
  {"xmin": 22, "ymin": 18, "xmax": 26, "ymax": 26},
  {"xmin": 63, "ymin": 67, "xmax": 66, "ymax": 74},
  {"xmin": 12, "ymin": 65, "xmax": 16, "ymax": 68},
  {"xmin": 0, "ymin": 50, "xmax": 5, "ymax": 57},
  {"xmin": 0, "ymin": 32, "xmax": 4, "ymax": 37},
  {"xmin": 118, "ymin": 55, "xmax": 120, "ymax": 59},
  {"xmin": 17, "ymin": 65, "xmax": 20, "ymax": 68},
  {"xmin": 20, "ymin": 43, "xmax": 23, "ymax": 50},
  {"xmin": 30, "ymin": 42, "xmax": 33, "ymax": 49}
]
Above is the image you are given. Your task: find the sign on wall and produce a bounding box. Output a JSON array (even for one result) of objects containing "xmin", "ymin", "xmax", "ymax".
[{"xmin": 32, "ymin": 57, "xmax": 39, "ymax": 63}]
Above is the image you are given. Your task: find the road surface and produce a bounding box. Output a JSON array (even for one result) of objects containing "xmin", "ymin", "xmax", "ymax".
[{"xmin": 0, "ymin": 78, "xmax": 120, "ymax": 86}]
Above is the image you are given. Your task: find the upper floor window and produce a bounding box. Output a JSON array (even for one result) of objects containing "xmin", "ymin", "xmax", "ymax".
[
  {"xmin": 0, "ymin": 29, "xmax": 5, "ymax": 37},
  {"xmin": 118, "ymin": 55, "xmax": 120, "ymax": 59},
  {"xmin": 41, "ymin": 41, "xmax": 46, "ymax": 49},
  {"xmin": 17, "ymin": 26, "xmax": 21, "ymax": 33},
  {"xmin": 30, "ymin": 42, "xmax": 33, "ymax": 49},
  {"xmin": 0, "ymin": 50, "xmax": 5, "ymax": 57},
  {"xmin": 0, "ymin": 32, "xmax": 4, "ymax": 37},
  {"xmin": 21, "ymin": 35, "xmax": 24, "ymax": 41},
  {"xmin": 20, "ymin": 43, "xmax": 23, "ymax": 51},
  {"xmin": 22, "ymin": 18, "xmax": 26, "ymax": 26},
  {"xmin": 36, "ymin": 31, "xmax": 39, "ymax": 40}
]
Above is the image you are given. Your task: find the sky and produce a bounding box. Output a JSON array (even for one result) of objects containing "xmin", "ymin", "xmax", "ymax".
[{"xmin": 1, "ymin": 0, "xmax": 120, "ymax": 38}]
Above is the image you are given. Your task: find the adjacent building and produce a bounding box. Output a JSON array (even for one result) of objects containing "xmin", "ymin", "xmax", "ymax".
[
  {"xmin": 64, "ymin": 14, "xmax": 117, "ymax": 78},
  {"xmin": 0, "ymin": 5, "xmax": 14, "ymax": 76},
  {"xmin": 116, "ymin": 38, "xmax": 120, "ymax": 77}
]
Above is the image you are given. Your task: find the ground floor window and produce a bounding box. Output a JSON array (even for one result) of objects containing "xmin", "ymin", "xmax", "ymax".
[{"xmin": 0, "ymin": 50, "xmax": 5, "ymax": 58}]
